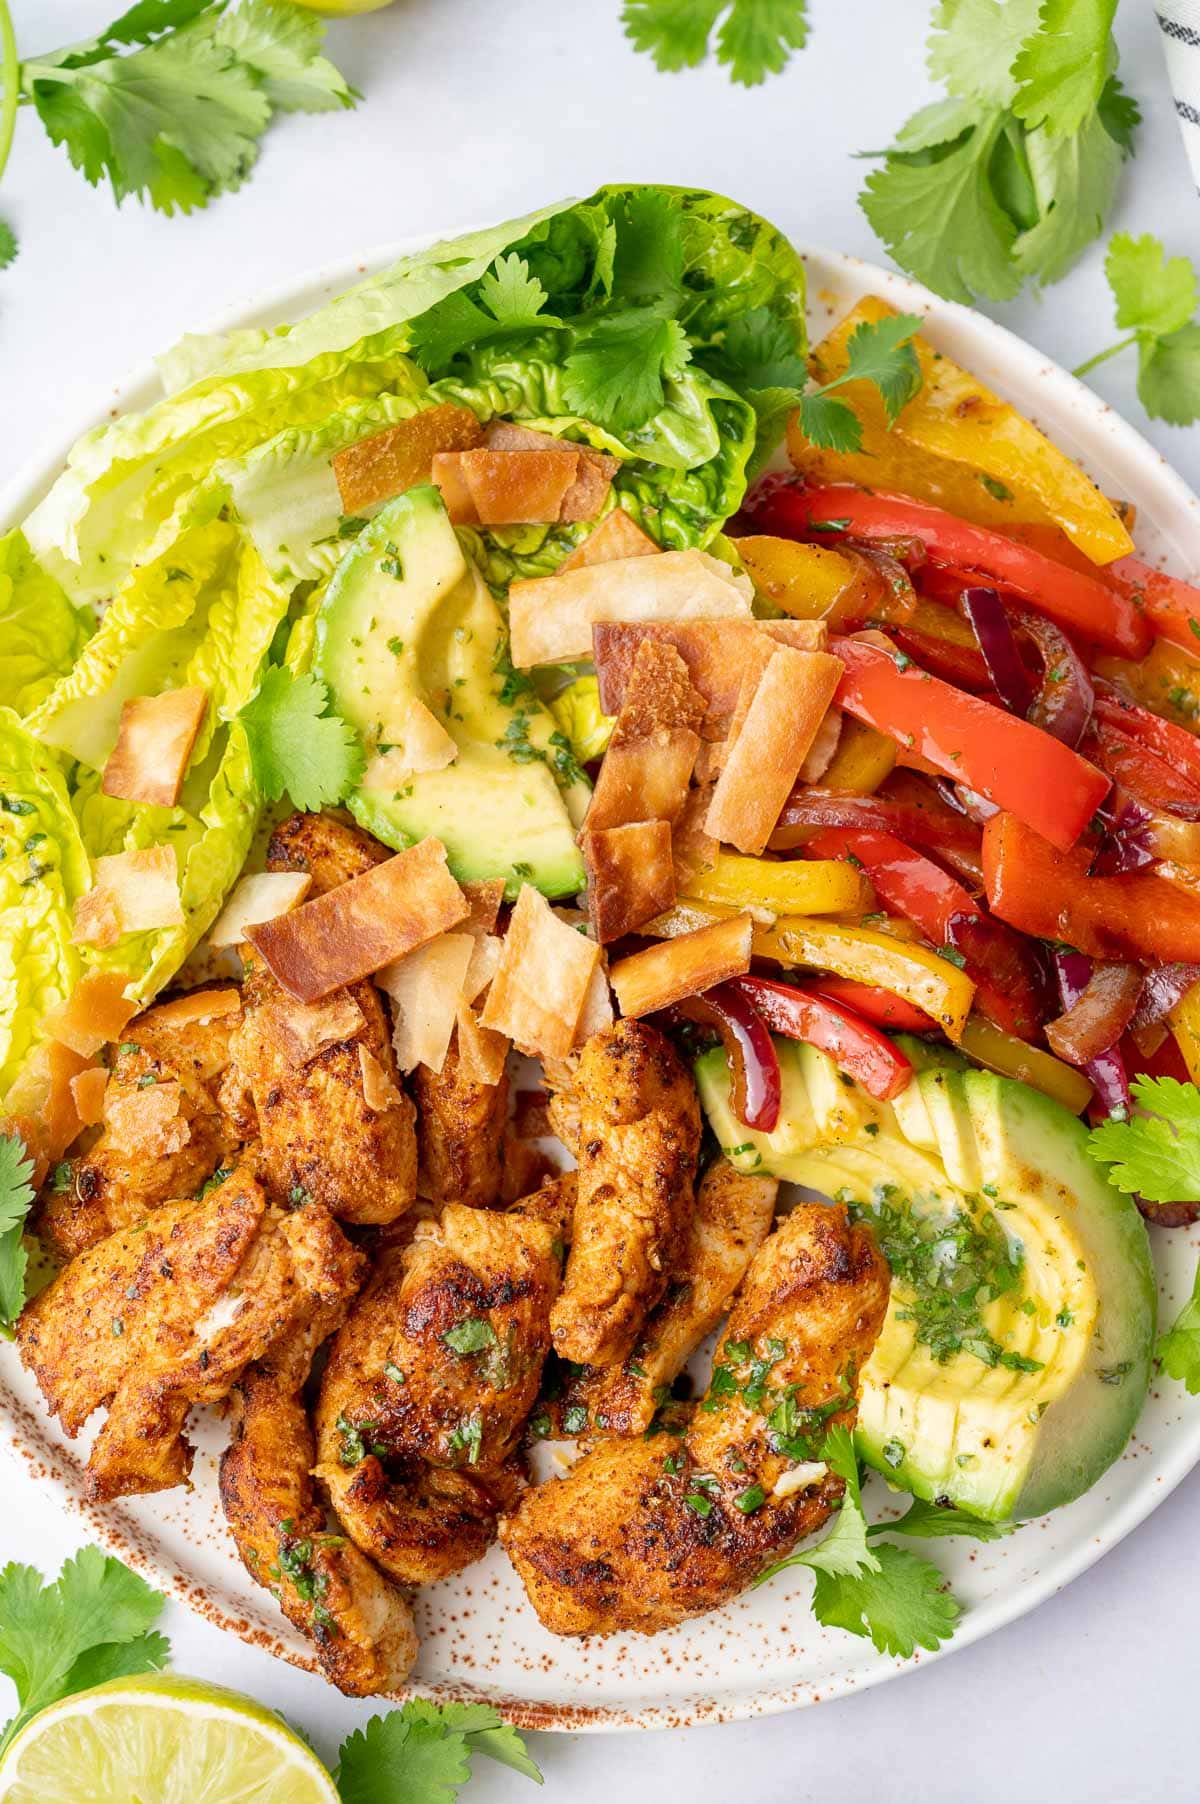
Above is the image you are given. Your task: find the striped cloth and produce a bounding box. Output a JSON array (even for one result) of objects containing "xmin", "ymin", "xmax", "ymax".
[{"xmin": 1157, "ymin": 1, "xmax": 1200, "ymax": 185}]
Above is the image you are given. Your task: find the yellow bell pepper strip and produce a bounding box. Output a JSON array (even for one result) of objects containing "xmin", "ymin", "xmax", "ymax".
[
  {"xmin": 732, "ymin": 536, "xmax": 861, "ymax": 621},
  {"xmin": 787, "ymin": 296, "xmax": 1135, "ymax": 566},
  {"xmin": 958, "ymin": 1015, "xmax": 1094, "ymax": 1116},
  {"xmin": 820, "ymin": 717, "xmax": 896, "ymax": 795},
  {"xmin": 753, "ymin": 917, "xmax": 975, "ymax": 1041},
  {"xmin": 684, "ymin": 850, "xmax": 871, "ymax": 918},
  {"xmin": 1168, "ymin": 979, "xmax": 1200, "ymax": 1085},
  {"xmin": 1093, "ymin": 640, "xmax": 1200, "ymax": 733}
]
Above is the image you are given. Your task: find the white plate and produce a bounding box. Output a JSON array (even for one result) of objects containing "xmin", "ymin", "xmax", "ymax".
[{"xmin": 4, "ymin": 237, "xmax": 1200, "ymax": 1733}]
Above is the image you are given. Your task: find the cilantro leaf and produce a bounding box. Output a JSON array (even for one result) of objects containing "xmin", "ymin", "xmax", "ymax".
[
  {"xmin": 408, "ymin": 253, "xmax": 560, "ymax": 374},
  {"xmin": 1012, "ymin": 103, "xmax": 1125, "ymax": 285},
  {"xmin": 0, "ymin": 221, "xmax": 17, "ymax": 270},
  {"xmin": 621, "ymin": 0, "xmax": 808, "ymax": 87},
  {"xmin": 0, "ymin": 1133, "xmax": 37, "ymax": 1333},
  {"xmin": 1106, "ymin": 231, "xmax": 1198, "ymax": 337},
  {"xmin": 1138, "ymin": 324, "xmax": 1200, "ymax": 428},
  {"xmin": 810, "ymin": 1541, "xmax": 961, "ymax": 1657},
  {"xmin": 0, "ymin": 1548, "xmax": 168, "ymax": 1756},
  {"xmin": 1010, "ymin": 0, "xmax": 1117, "ymax": 137},
  {"xmin": 794, "ymin": 311, "xmax": 923, "ymax": 453},
  {"xmin": 1087, "ymin": 1075, "xmax": 1200, "ymax": 1202},
  {"xmin": 563, "ymin": 308, "xmax": 691, "ymax": 434},
  {"xmin": 927, "ymin": 0, "xmax": 1040, "ymax": 108},
  {"xmin": 212, "ymin": 0, "xmax": 356, "ymax": 113},
  {"xmin": 1157, "ymin": 1257, "xmax": 1200, "ymax": 1396},
  {"xmin": 607, "ymin": 189, "xmax": 685, "ymax": 310},
  {"xmin": 94, "ymin": 0, "xmax": 213, "ymax": 50},
  {"xmin": 240, "ymin": 666, "xmax": 364, "ymax": 811},
  {"xmin": 336, "ymin": 1699, "xmax": 541, "ymax": 1803},
  {"xmin": 871, "ymin": 1497, "xmax": 1015, "ymax": 1541},
  {"xmin": 715, "ymin": 307, "xmax": 807, "ymax": 391}
]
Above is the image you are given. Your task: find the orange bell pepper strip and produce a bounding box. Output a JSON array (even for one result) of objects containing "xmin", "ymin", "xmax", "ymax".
[
  {"xmin": 1103, "ymin": 555, "xmax": 1200, "ymax": 658},
  {"xmin": 829, "ymin": 636, "xmax": 1111, "ymax": 851},
  {"xmin": 745, "ymin": 481, "xmax": 1151, "ymax": 659},
  {"xmin": 806, "ymin": 825, "xmax": 1044, "ymax": 1039},
  {"xmin": 983, "ymin": 811, "xmax": 1200, "ymax": 963}
]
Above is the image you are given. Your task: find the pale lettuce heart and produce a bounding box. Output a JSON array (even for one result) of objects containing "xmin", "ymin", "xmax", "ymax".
[{"xmin": 0, "ymin": 532, "xmax": 93, "ymax": 718}]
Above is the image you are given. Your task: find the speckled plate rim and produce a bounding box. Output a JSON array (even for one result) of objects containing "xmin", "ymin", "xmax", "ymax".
[{"xmin": 4, "ymin": 226, "xmax": 1200, "ymax": 1734}]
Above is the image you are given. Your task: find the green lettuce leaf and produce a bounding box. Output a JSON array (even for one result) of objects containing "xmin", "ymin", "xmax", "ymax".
[
  {"xmin": 0, "ymin": 533, "xmax": 93, "ymax": 718},
  {"xmin": 0, "ymin": 713, "xmax": 91, "ymax": 1101},
  {"xmin": 547, "ymin": 675, "xmax": 615, "ymax": 762}
]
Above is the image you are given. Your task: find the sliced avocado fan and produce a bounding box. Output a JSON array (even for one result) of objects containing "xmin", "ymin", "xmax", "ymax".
[
  {"xmin": 315, "ymin": 486, "xmax": 587, "ymax": 899},
  {"xmin": 696, "ymin": 1038, "xmax": 1156, "ymax": 1521}
]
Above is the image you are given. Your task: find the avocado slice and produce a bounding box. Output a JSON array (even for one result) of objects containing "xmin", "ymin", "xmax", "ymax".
[
  {"xmin": 695, "ymin": 1041, "xmax": 1156, "ymax": 1521},
  {"xmin": 315, "ymin": 486, "xmax": 587, "ymax": 898}
]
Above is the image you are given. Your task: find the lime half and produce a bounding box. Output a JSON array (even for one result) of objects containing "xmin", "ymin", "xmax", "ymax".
[{"xmin": 0, "ymin": 1673, "xmax": 339, "ymax": 1803}]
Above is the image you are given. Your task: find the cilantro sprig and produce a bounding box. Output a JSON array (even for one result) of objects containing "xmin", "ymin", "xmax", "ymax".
[
  {"xmin": 239, "ymin": 666, "xmax": 364, "ymax": 812},
  {"xmin": 1074, "ymin": 233, "xmax": 1200, "ymax": 426},
  {"xmin": 336, "ymin": 1699, "xmax": 542, "ymax": 1802},
  {"xmin": 0, "ymin": 1132, "xmax": 36, "ymax": 1335},
  {"xmin": 0, "ymin": 0, "xmax": 355, "ymax": 269},
  {"xmin": 860, "ymin": 0, "xmax": 1139, "ymax": 303},
  {"xmin": 756, "ymin": 1426, "xmax": 965, "ymax": 1658},
  {"xmin": 621, "ymin": 0, "xmax": 810, "ymax": 87}
]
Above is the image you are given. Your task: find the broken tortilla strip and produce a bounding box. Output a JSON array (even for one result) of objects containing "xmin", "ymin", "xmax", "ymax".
[
  {"xmin": 332, "ymin": 403, "xmax": 483, "ymax": 513},
  {"xmin": 480, "ymin": 885, "xmax": 601, "ymax": 1061},
  {"xmin": 45, "ymin": 970, "xmax": 136, "ymax": 1058},
  {"xmin": 140, "ymin": 987, "xmax": 241, "ymax": 1031},
  {"xmin": 69, "ymin": 1066, "xmax": 108, "ymax": 1128},
  {"xmin": 672, "ymin": 784, "xmax": 719, "ymax": 893},
  {"xmin": 246, "ymin": 838, "xmax": 468, "ymax": 1003},
  {"xmin": 432, "ymin": 452, "xmax": 480, "ymax": 525},
  {"xmin": 705, "ymin": 647, "xmax": 844, "ymax": 856},
  {"xmin": 269, "ymin": 990, "xmax": 365, "ymax": 1064},
  {"xmin": 378, "ymin": 930, "xmax": 475, "ymax": 1074},
  {"xmin": 104, "ymin": 1080, "xmax": 189, "ymax": 1157},
  {"xmin": 799, "ymin": 704, "xmax": 843, "ymax": 783},
  {"xmin": 586, "ymin": 639, "xmax": 704, "ymax": 833},
  {"xmin": 209, "ymin": 872, "xmax": 312, "ymax": 948},
  {"xmin": 510, "ymin": 549, "xmax": 753, "ymax": 667},
  {"xmin": 584, "ymin": 820, "xmax": 676, "ymax": 944},
  {"xmin": 455, "ymin": 1000, "xmax": 510, "ymax": 1086},
  {"xmin": 609, "ymin": 914, "xmax": 753, "ymax": 1018},
  {"xmin": 559, "ymin": 451, "xmax": 618, "ymax": 522},
  {"xmin": 558, "ymin": 508, "xmax": 661, "ymax": 573},
  {"xmin": 461, "ymin": 878, "xmax": 505, "ymax": 938},
  {"xmin": 459, "ymin": 448, "xmax": 579, "ymax": 526},
  {"xmin": 72, "ymin": 846, "xmax": 183, "ymax": 948},
  {"xmin": 358, "ymin": 1044, "xmax": 404, "ymax": 1112},
  {"xmin": 364, "ymin": 698, "xmax": 458, "ymax": 787},
  {"xmin": 101, "ymin": 685, "xmax": 208, "ymax": 810},
  {"xmin": 463, "ymin": 932, "xmax": 503, "ymax": 1003},
  {"xmin": 593, "ymin": 618, "xmax": 826, "ymax": 739}
]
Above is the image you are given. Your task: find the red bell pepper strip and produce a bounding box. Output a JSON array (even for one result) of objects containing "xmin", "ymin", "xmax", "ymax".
[
  {"xmin": 1104, "ymin": 555, "xmax": 1200, "ymax": 657},
  {"xmin": 830, "ymin": 636, "xmax": 1111, "ymax": 851},
  {"xmin": 1093, "ymin": 689, "xmax": 1200, "ymax": 791},
  {"xmin": 1086, "ymin": 721, "xmax": 1200, "ymax": 819},
  {"xmin": 681, "ymin": 984, "xmax": 781, "ymax": 1132},
  {"xmin": 983, "ymin": 811, "xmax": 1200, "ymax": 963},
  {"xmin": 728, "ymin": 974, "xmax": 913, "ymax": 1101},
  {"xmin": 807, "ymin": 825, "xmax": 1043, "ymax": 1039},
  {"xmin": 891, "ymin": 625, "xmax": 990, "ymax": 690},
  {"xmin": 809, "ymin": 978, "xmax": 935, "ymax": 1033},
  {"xmin": 744, "ymin": 481, "xmax": 1152, "ymax": 659}
]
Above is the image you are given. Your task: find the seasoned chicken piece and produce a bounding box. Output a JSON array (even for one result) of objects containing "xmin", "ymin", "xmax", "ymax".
[
  {"xmin": 541, "ymin": 1055, "xmax": 581, "ymax": 1156},
  {"xmin": 501, "ymin": 1201, "xmax": 889, "ymax": 1636},
  {"xmin": 266, "ymin": 810, "xmax": 390, "ymax": 896},
  {"xmin": 568, "ymin": 1160, "xmax": 777, "ymax": 1436},
  {"xmin": 550, "ymin": 1021, "xmax": 700, "ymax": 1368},
  {"xmin": 220, "ymin": 1310, "xmax": 418, "ymax": 1696},
  {"xmin": 37, "ymin": 987, "xmax": 245, "ymax": 1260},
  {"xmin": 414, "ymin": 1032, "xmax": 509, "ymax": 1210},
  {"xmin": 18, "ymin": 1163, "xmax": 366, "ymax": 1501},
  {"xmin": 510, "ymin": 1171, "xmax": 577, "ymax": 1244},
  {"xmin": 315, "ymin": 1204, "xmax": 559, "ymax": 1584}
]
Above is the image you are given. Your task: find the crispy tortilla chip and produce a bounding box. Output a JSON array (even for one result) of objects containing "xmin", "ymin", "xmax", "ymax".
[
  {"xmin": 69, "ymin": 1065, "xmax": 108, "ymax": 1127},
  {"xmin": 378, "ymin": 931, "xmax": 475, "ymax": 1074},
  {"xmin": 358, "ymin": 1044, "xmax": 404, "ymax": 1113},
  {"xmin": 672, "ymin": 784, "xmax": 720, "ymax": 893},
  {"xmin": 559, "ymin": 509, "xmax": 661, "ymax": 573},
  {"xmin": 705, "ymin": 647, "xmax": 844, "ymax": 855},
  {"xmin": 101, "ymin": 685, "xmax": 208, "ymax": 810},
  {"xmin": 140, "ymin": 987, "xmax": 241, "ymax": 1031},
  {"xmin": 246, "ymin": 838, "xmax": 468, "ymax": 1003},
  {"xmin": 463, "ymin": 932, "xmax": 502, "ymax": 1002},
  {"xmin": 480, "ymin": 886, "xmax": 600, "ymax": 1061},
  {"xmin": 461, "ymin": 878, "xmax": 505, "ymax": 938},
  {"xmin": 455, "ymin": 1000, "xmax": 510, "ymax": 1086},
  {"xmin": 432, "ymin": 451, "xmax": 480, "ymax": 525},
  {"xmin": 104, "ymin": 1080, "xmax": 189, "ymax": 1157},
  {"xmin": 269, "ymin": 990, "xmax": 364, "ymax": 1064},
  {"xmin": 209, "ymin": 872, "xmax": 312, "ymax": 948},
  {"xmin": 560, "ymin": 451, "xmax": 618, "ymax": 522},
  {"xmin": 584, "ymin": 820, "xmax": 676, "ymax": 943},
  {"xmin": 586, "ymin": 640, "xmax": 704, "ymax": 834},
  {"xmin": 72, "ymin": 847, "xmax": 183, "ymax": 948},
  {"xmin": 510, "ymin": 549, "xmax": 753, "ymax": 667},
  {"xmin": 609, "ymin": 915, "xmax": 753, "ymax": 1018},
  {"xmin": 459, "ymin": 448, "xmax": 579, "ymax": 526},
  {"xmin": 799, "ymin": 704, "xmax": 843, "ymax": 783},
  {"xmin": 45, "ymin": 970, "xmax": 136, "ymax": 1058},
  {"xmin": 593, "ymin": 619, "xmax": 826, "ymax": 738},
  {"xmin": 332, "ymin": 403, "xmax": 483, "ymax": 513},
  {"xmin": 364, "ymin": 698, "xmax": 458, "ymax": 787}
]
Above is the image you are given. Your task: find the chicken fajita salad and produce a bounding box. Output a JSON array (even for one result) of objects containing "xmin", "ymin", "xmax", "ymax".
[{"xmin": 5, "ymin": 184, "xmax": 1200, "ymax": 1693}]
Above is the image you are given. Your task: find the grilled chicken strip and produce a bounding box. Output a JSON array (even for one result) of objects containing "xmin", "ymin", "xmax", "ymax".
[
  {"xmin": 567, "ymin": 1160, "xmax": 777, "ymax": 1436},
  {"xmin": 37, "ymin": 986, "xmax": 245, "ymax": 1260},
  {"xmin": 414, "ymin": 1032, "xmax": 509, "ymax": 1210},
  {"xmin": 549, "ymin": 1021, "xmax": 700, "ymax": 1369},
  {"xmin": 315, "ymin": 1204, "xmax": 559, "ymax": 1585},
  {"xmin": 18, "ymin": 1162, "xmax": 366, "ymax": 1501},
  {"xmin": 501, "ymin": 1201, "xmax": 889, "ymax": 1636},
  {"xmin": 220, "ymin": 1310, "xmax": 418, "ymax": 1696},
  {"xmin": 228, "ymin": 810, "xmax": 418, "ymax": 1226}
]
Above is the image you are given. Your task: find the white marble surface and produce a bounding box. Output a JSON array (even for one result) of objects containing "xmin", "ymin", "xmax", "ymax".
[{"xmin": 2, "ymin": 1, "xmax": 1199, "ymax": 1798}]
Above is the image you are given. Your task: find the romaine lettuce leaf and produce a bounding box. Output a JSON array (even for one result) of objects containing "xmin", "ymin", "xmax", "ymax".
[
  {"xmin": 0, "ymin": 712, "xmax": 91, "ymax": 1100},
  {"xmin": 548, "ymin": 675, "xmax": 615, "ymax": 762},
  {"xmin": 0, "ymin": 532, "xmax": 93, "ymax": 718}
]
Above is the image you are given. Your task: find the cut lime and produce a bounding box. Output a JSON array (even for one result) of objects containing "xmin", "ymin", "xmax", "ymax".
[{"xmin": 0, "ymin": 1673, "xmax": 339, "ymax": 1803}]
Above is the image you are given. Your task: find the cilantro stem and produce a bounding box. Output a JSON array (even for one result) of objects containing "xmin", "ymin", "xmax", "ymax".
[
  {"xmin": 1072, "ymin": 333, "xmax": 1140, "ymax": 380},
  {"xmin": 0, "ymin": 0, "xmax": 18, "ymax": 190}
]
